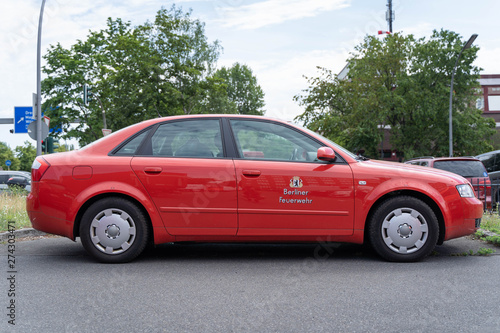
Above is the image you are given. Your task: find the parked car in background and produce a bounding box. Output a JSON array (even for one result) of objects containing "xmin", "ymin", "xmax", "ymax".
[
  {"xmin": 27, "ymin": 115, "xmax": 483, "ymax": 263},
  {"xmin": 476, "ymin": 150, "xmax": 500, "ymax": 205},
  {"xmin": 476, "ymin": 150, "xmax": 500, "ymax": 179},
  {"xmin": 0, "ymin": 170, "xmax": 31, "ymax": 192},
  {"xmin": 405, "ymin": 157, "xmax": 491, "ymax": 209}
]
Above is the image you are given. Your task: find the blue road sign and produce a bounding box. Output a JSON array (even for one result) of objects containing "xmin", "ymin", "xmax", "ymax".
[
  {"xmin": 14, "ymin": 106, "xmax": 35, "ymax": 134},
  {"xmin": 5, "ymin": 160, "xmax": 11, "ymax": 167}
]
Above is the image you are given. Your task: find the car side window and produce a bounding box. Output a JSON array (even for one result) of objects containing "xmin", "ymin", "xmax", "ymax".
[
  {"xmin": 229, "ymin": 119, "xmax": 322, "ymax": 162},
  {"xmin": 114, "ymin": 129, "xmax": 151, "ymax": 156},
  {"xmin": 150, "ymin": 119, "xmax": 223, "ymax": 158}
]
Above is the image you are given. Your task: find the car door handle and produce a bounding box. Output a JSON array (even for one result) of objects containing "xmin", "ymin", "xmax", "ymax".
[
  {"xmin": 144, "ymin": 167, "xmax": 162, "ymax": 174},
  {"xmin": 242, "ymin": 170, "xmax": 261, "ymax": 177}
]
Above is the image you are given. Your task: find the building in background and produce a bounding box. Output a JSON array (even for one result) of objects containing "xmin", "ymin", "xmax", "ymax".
[{"xmin": 479, "ymin": 74, "xmax": 500, "ymax": 123}]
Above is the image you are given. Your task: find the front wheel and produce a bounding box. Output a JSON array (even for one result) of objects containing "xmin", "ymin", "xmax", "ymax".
[
  {"xmin": 368, "ymin": 196, "xmax": 439, "ymax": 262},
  {"xmin": 79, "ymin": 197, "xmax": 149, "ymax": 263}
]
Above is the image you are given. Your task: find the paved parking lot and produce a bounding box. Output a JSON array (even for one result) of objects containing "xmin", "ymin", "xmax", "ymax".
[{"xmin": 1, "ymin": 235, "xmax": 499, "ymax": 332}]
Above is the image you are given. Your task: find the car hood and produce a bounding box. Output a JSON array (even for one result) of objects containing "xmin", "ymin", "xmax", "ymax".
[{"xmin": 355, "ymin": 159, "xmax": 469, "ymax": 184}]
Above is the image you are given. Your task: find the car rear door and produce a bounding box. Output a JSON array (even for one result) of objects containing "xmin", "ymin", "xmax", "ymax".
[{"xmin": 131, "ymin": 118, "xmax": 238, "ymax": 236}]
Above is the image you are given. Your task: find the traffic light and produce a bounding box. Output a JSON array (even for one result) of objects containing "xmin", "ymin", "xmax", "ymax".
[
  {"xmin": 41, "ymin": 140, "xmax": 46, "ymax": 153},
  {"xmin": 47, "ymin": 137, "xmax": 54, "ymax": 153},
  {"xmin": 83, "ymin": 84, "xmax": 93, "ymax": 105},
  {"xmin": 53, "ymin": 139, "xmax": 59, "ymax": 152}
]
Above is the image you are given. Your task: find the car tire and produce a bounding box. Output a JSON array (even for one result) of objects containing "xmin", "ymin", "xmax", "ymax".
[
  {"xmin": 79, "ymin": 197, "xmax": 149, "ymax": 263},
  {"xmin": 368, "ymin": 196, "xmax": 439, "ymax": 262}
]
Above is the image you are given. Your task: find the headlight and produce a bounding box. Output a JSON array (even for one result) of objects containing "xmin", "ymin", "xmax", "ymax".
[{"xmin": 456, "ymin": 184, "xmax": 475, "ymax": 198}]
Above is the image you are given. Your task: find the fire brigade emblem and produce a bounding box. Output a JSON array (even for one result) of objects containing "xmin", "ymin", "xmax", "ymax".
[{"xmin": 289, "ymin": 176, "xmax": 303, "ymax": 188}]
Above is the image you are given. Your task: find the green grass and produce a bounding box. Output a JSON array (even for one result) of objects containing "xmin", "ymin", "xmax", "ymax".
[
  {"xmin": 476, "ymin": 213, "xmax": 500, "ymax": 246},
  {"xmin": 480, "ymin": 213, "xmax": 500, "ymax": 234},
  {"xmin": 0, "ymin": 190, "xmax": 31, "ymax": 232}
]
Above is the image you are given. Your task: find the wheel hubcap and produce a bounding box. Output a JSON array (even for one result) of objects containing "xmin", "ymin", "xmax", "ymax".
[
  {"xmin": 90, "ymin": 208, "xmax": 136, "ymax": 255},
  {"xmin": 381, "ymin": 208, "xmax": 428, "ymax": 254},
  {"xmin": 398, "ymin": 223, "xmax": 413, "ymax": 238},
  {"xmin": 105, "ymin": 224, "xmax": 121, "ymax": 239}
]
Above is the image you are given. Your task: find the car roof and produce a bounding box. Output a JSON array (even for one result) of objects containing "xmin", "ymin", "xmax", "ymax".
[
  {"xmin": 0, "ymin": 170, "xmax": 31, "ymax": 175},
  {"xmin": 476, "ymin": 150, "xmax": 500, "ymax": 157}
]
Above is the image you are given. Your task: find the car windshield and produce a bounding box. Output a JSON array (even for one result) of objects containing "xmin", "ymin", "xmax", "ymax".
[{"xmin": 433, "ymin": 160, "xmax": 487, "ymax": 178}]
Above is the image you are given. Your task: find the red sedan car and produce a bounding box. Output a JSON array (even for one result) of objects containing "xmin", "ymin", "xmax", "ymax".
[{"xmin": 27, "ymin": 115, "xmax": 483, "ymax": 263}]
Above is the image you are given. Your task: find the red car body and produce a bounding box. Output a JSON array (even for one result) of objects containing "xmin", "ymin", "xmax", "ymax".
[
  {"xmin": 27, "ymin": 115, "xmax": 483, "ymax": 262},
  {"xmin": 405, "ymin": 157, "xmax": 492, "ymax": 210}
]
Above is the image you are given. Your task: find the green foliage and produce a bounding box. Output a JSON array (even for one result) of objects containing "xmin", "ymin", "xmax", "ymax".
[
  {"xmin": 213, "ymin": 63, "xmax": 266, "ymax": 115},
  {"xmin": 41, "ymin": 6, "xmax": 236, "ymax": 146},
  {"xmin": 14, "ymin": 141, "xmax": 36, "ymax": 171},
  {"xmin": 485, "ymin": 236, "xmax": 500, "ymax": 245},
  {"xmin": 476, "ymin": 247, "xmax": 496, "ymax": 255},
  {"xmin": 480, "ymin": 214, "xmax": 500, "ymax": 234},
  {"xmin": 0, "ymin": 142, "xmax": 20, "ymax": 171},
  {"xmin": 295, "ymin": 30, "xmax": 495, "ymax": 159}
]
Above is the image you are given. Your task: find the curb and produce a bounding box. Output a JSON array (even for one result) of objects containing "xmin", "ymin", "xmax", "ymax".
[{"xmin": 0, "ymin": 228, "xmax": 47, "ymax": 242}]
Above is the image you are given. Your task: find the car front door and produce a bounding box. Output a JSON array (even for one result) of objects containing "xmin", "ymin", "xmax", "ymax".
[
  {"xmin": 131, "ymin": 118, "xmax": 238, "ymax": 236},
  {"xmin": 229, "ymin": 119, "xmax": 355, "ymax": 237}
]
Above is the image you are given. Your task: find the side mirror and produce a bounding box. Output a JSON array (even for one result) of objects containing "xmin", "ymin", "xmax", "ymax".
[{"xmin": 317, "ymin": 147, "xmax": 336, "ymax": 162}]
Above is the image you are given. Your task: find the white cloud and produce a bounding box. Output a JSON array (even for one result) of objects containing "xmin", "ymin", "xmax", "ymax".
[
  {"xmin": 398, "ymin": 22, "xmax": 434, "ymax": 39},
  {"xmin": 247, "ymin": 49, "xmax": 349, "ymax": 122},
  {"xmin": 218, "ymin": 0, "xmax": 351, "ymax": 30},
  {"xmin": 477, "ymin": 45, "xmax": 500, "ymax": 74}
]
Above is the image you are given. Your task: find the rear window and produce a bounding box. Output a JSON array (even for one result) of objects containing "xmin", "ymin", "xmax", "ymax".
[{"xmin": 433, "ymin": 160, "xmax": 488, "ymax": 178}]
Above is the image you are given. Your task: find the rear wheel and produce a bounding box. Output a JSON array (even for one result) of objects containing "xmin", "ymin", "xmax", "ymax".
[
  {"xmin": 368, "ymin": 196, "xmax": 438, "ymax": 262},
  {"xmin": 79, "ymin": 197, "xmax": 149, "ymax": 263}
]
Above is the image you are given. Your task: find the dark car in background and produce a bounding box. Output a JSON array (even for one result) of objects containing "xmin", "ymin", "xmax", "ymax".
[
  {"xmin": 0, "ymin": 170, "xmax": 31, "ymax": 192},
  {"xmin": 476, "ymin": 150, "xmax": 500, "ymax": 206},
  {"xmin": 405, "ymin": 157, "xmax": 491, "ymax": 210}
]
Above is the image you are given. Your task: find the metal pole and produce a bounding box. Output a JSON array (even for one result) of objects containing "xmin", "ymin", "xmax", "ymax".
[
  {"xmin": 449, "ymin": 58, "xmax": 458, "ymax": 157},
  {"xmin": 388, "ymin": 0, "xmax": 393, "ymax": 33},
  {"xmin": 95, "ymin": 95, "xmax": 107, "ymax": 129},
  {"xmin": 448, "ymin": 34, "xmax": 478, "ymax": 157},
  {"xmin": 36, "ymin": 0, "xmax": 47, "ymax": 156}
]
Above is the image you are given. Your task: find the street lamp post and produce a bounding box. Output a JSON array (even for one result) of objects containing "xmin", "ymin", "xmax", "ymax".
[
  {"xmin": 449, "ymin": 33, "xmax": 478, "ymax": 157},
  {"xmin": 36, "ymin": 0, "xmax": 47, "ymax": 156}
]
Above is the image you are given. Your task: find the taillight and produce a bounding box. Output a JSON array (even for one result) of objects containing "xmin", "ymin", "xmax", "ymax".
[{"xmin": 31, "ymin": 157, "xmax": 50, "ymax": 181}]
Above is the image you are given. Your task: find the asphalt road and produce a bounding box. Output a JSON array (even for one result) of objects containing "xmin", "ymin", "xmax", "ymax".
[{"xmin": 1, "ymin": 236, "xmax": 499, "ymax": 333}]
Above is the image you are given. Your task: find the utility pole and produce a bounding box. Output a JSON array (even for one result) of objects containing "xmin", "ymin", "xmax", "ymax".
[
  {"xmin": 386, "ymin": 0, "xmax": 394, "ymax": 33},
  {"xmin": 36, "ymin": 0, "xmax": 47, "ymax": 156}
]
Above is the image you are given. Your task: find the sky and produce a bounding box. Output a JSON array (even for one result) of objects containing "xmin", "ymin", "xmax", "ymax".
[{"xmin": 1, "ymin": 0, "xmax": 500, "ymax": 152}]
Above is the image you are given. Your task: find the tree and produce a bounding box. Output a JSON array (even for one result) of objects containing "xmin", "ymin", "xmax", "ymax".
[
  {"xmin": 42, "ymin": 6, "xmax": 223, "ymax": 146},
  {"xmin": 295, "ymin": 30, "xmax": 495, "ymax": 159},
  {"xmin": 213, "ymin": 63, "xmax": 265, "ymax": 115},
  {"xmin": 0, "ymin": 142, "xmax": 20, "ymax": 171},
  {"xmin": 14, "ymin": 141, "xmax": 37, "ymax": 171}
]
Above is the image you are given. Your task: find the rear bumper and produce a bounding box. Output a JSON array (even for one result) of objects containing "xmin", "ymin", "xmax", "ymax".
[{"xmin": 26, "ymin": 192, "xmax": 75, "ymax": 240}]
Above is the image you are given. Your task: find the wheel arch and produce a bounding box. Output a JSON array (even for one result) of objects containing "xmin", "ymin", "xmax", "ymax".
[
  {"xmin": 363, "ymin": 189, "xmax": 446, "ymax": 246},
  {"xmin": 73, "ymin": 192, "xmax": 154, "ymax": 245}
]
